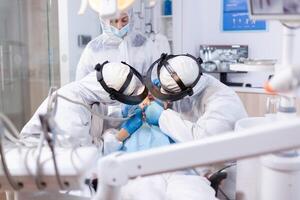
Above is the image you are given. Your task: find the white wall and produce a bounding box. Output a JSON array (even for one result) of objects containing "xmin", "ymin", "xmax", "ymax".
[
  {"xmin": 173, "ymin": 0, "xmax": 300, "ymax": 87},
  {"xmin": 58, "ymin": 0, "xmax": 101, "ymax": 84}
]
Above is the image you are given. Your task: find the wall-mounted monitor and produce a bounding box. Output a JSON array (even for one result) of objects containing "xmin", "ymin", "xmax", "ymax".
[{"xmin": 248, "ymin": 0, "xmax": 300, "ymax": 21}]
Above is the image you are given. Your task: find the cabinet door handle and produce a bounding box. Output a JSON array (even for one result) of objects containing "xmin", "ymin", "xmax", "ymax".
[
  {"xmin": 8, "ymin": 45, "xmax": 13, "ymax": 83},
  {"xmin": 0, "ymin": 45, "xmax": 4, "ymax": 91}
]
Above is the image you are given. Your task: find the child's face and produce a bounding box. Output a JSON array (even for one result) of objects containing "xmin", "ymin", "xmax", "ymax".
[
  {"xmin": 139, "ymin": 94, "xmax": 153, "ymax": 109},
  {"xmin": 139, "ymin": 94, "xmax": 170, "ymax": 110},
  {"xmin": 139, "ymin": 98, "xmax": 150, "ymax": 110}
]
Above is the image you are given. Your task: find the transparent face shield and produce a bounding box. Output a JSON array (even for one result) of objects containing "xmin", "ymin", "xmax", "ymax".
[
  {"xmin": 144, "ymin": 53, "xmax": 203, "ymax": 102},
  {"xmin": 95, "ymin": 61, "xmax": 148, "ymax": 106}
]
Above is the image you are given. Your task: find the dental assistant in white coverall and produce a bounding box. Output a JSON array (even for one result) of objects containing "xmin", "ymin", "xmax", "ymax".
[
  {"xmin": 75, "ymin": 10, "xmax": 159, "ymax": 148},
  {"xmin": 76, "ymin": 10, "xmax": 155, "ymax": 81}
]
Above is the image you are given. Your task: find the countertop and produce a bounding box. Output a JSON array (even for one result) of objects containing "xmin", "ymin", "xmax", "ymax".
[{"xmin": 230, "ymin": 86, "xmax": 266, "ymax": 94}]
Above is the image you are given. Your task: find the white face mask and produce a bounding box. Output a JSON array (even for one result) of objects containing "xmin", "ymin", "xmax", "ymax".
[{"xmin": 110, "ymin": 24, "xmax": 130, "ymax": 38}]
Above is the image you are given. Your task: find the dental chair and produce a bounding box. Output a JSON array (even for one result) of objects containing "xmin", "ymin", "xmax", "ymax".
[
  {"xmin": 208, "ymin": 165, "xmax": 235, "ymax": 200},
  {"xmin": 209, "ymin": 170, "xmax": 228, "ymax": 197}
]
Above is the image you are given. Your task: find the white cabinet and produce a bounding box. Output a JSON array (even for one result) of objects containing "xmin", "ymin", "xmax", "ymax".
[
  {"xmin": 160, "ymin": 15, "xmax": 173, "ymax": 52},
  {"xmin": 153, "ymin": 0, "xmax": 173, "ymax": 53}
]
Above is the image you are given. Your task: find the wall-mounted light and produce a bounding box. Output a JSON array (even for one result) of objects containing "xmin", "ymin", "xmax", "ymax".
[
  {"xmin": 78, "ymin": 0, "xmax": 135, "ymax": 17},
  {"xmin": 78, "ymin": 0, "xmax": 155, "ymax": 18}
]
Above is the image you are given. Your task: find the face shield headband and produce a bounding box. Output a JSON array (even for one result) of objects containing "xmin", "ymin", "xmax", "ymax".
[
  {"xmin": 95, "ymin": 61, "xmax": 148, "ymax": 105},
  {"xmin": 144, "ymin": 53, "xmax": 203, "ymax": 102}
]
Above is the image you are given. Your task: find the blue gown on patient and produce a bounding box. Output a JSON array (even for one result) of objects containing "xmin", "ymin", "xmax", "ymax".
[{"xmin": 121, "ymin": 123, "xmax": 174, "ymax": 153}]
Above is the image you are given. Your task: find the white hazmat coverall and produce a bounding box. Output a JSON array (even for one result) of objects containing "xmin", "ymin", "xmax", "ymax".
[
  {"xmin": 20, "ymin": 62, "xmax": 139, "ymax": 147},
  {"xmin": 155, "ymin": 55, "xmax": 248, "ymax": 199},
  {"xmin": 76, "ymin": 10, "xmax": 155, "ymax": 80},
  {"xmin": 156, "ymin": 56, "xmax": 248, "ymax": 143}
]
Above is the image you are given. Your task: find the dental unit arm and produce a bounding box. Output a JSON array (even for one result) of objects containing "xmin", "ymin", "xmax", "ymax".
[
  {"xmin": 93, "ymin": 118, "xmax": 300, "ymax": 200},
  {"xmin": 0, "ymin": 88, "xmax": 106, "ymax": 193},
  {"xmin": 264, "ymin": 24, "xmax": 300, "ymax": 94}
]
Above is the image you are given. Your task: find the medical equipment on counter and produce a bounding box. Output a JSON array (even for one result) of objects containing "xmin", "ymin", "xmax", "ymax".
[
  {"xmin": 200, "ymin": 45, "xmax": 248, "ymax": 86},
  {"xmin": 200, "ymin": 45, "xmax": 248, "ymax": 72},
  {"xmin": 230, "ymin": 59, "xmax": 276, "ymax": 72}
]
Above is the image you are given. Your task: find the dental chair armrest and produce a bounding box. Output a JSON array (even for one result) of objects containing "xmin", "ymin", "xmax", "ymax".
[{"xmin": 208, "ymin": 171, "xmax": 228, "ymax": 196}]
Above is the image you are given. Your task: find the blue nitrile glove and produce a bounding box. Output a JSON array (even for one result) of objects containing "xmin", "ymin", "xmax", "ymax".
[
  {"xmin": 152, "ymin": 78, "xmax": 161, "ymax": 87},
  {"xmin": 121, "ymin": 104, "xmax": 140, "ymax": 117},
  {"xmin": 121, "ymin": 108, "xmax": 143, "ymax": 135},
  {"xmin": 145, "ymin": 101, "xmax": 164, "ymax": 126}
]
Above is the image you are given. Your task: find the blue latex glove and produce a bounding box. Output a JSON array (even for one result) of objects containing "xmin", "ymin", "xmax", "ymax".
[
  {"xmin": 121, "ymin": 108, "xmax": 143, "ymax": 135},
  {"xmin": 145, "ymin": 101, "xmax": 164, "ymax": 126},
  {"xmin": 121, "ymin": 104, "xmax": 140, "ymax": 118},
  {"xmin": 152, "ymin": 78, "xmax": 161, "ymax": 87}
]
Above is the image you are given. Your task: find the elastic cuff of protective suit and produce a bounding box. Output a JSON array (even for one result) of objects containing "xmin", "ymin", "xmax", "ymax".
[{"xmin": 158, "ymin": 109, "xmax": 172, "ymax": 128}]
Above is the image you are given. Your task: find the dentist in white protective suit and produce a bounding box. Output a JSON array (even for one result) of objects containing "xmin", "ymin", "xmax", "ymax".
[
  {"xmin": 144, "ymin": 54, "xmax": 248, "ymax": 143},
  {"xmin": 143, "ymin": 54, "xmax": 248, "ymax": 199},
  {"xmin": 20, "ymin": 62, "xmax": 146, "ymax": 147}
]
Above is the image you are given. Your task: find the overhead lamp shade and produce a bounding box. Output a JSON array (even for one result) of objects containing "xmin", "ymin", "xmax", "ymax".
[
  {"xmin": 78, "ymin": 0, "xmax": 139, "ymax": 17},
  {"xmin": 89, "ymin": 0, "xmax": 101, "ymax": 12},
  {"xmin": 148, "ymin": 0, "xmax": 156, "ymax": 7},
  {"xmin": 118, "ymin": 0, "xmax": 135, "ymax": 11}
]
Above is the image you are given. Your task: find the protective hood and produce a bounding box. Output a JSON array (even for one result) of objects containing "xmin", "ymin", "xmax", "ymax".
[
  {"xmin": 77, "ymin": 62, "xmax": 146, "ymax": 106},
  {"xmin": 159, "ymin": 55, "xmax": 207, "ymax": 96},
  {"xmin": 144, "ymin": 54, "xmax": 203, "ymax": 102},
  {"xmin": 159, "ymin": 56, "xmax": 200, "ymax": 93},
  {"xmin": 161, "ymin": 74, "xmax": 209, "ymax": 97},
  {"xmin": 102, "ymin": 62, "xmax": 136, "ymax": 95},
  {"xmin": 95, "ymin": 61, "xmax": 148, "ymax": 105}
]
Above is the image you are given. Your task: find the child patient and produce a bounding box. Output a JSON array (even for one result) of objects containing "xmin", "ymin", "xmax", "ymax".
[{"xmin": 103, "ymin": 94, "xmax": 174, "ymax": 154}]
